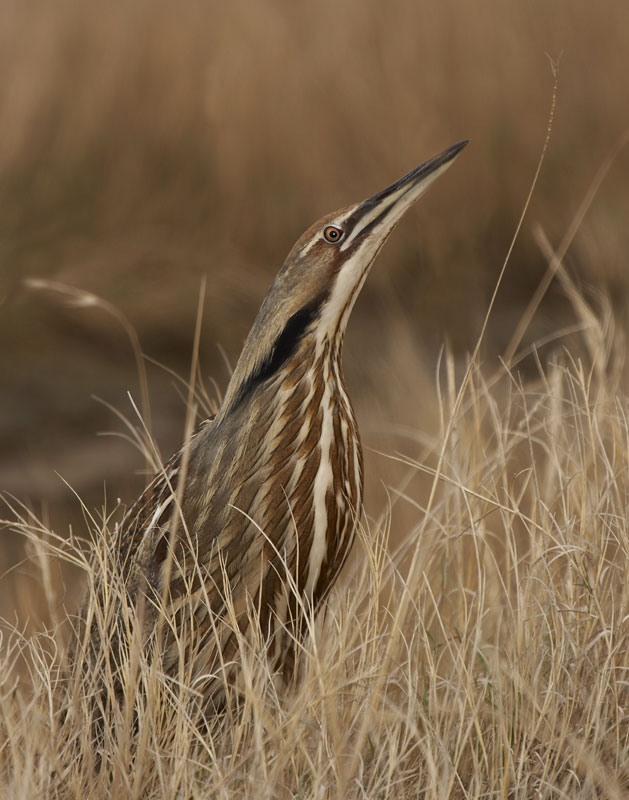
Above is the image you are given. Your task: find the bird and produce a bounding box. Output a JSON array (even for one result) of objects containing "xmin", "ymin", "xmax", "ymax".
[{"xmin": 106, "ymin": 140, "xmax": 468, "ymax": 708}]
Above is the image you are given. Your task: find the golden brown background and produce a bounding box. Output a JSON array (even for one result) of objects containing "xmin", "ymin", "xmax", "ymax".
[{"xmin": 1, "ymin": 0, "xmax": 628, "ymax": 585}]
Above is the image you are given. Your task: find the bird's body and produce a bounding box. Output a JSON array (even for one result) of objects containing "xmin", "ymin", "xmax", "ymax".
[
  {"xmin": 118, "ymin": 317, "xmax": 362, "ymax": 687},
  {"xmin": 110, "ymin": 141, "xmax": 467, "ymax": 706}
]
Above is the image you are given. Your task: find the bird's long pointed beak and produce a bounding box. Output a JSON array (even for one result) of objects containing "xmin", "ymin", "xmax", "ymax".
[{"xmin": 341, "ymin": 139, "xmax": 469, "ymax": 251}]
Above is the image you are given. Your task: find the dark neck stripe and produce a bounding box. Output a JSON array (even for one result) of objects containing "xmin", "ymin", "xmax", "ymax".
[{"xmin": 231, "ymin": 294, "xmax": 326, "ymax": 411}]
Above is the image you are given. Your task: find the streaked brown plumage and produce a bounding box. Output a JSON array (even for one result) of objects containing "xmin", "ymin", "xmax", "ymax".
[{"xmin": 110, "ymin": 140, "xmax": 468, "ymax": 706}]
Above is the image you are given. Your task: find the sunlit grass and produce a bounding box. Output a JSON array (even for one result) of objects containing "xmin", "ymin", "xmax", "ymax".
[{"xmin": 2, "ymin": 267, "xmax": 628, "ymax": 797}]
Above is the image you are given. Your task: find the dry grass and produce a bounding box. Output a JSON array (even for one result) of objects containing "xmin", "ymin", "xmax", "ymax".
[{"xmin": 2, "ymin": 250, "xmax": 629, "ymax": 797}]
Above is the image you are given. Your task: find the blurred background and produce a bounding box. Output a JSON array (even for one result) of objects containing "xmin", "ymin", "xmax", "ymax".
[{"xmin": 1, "ymin": 0, "xmax": 628, "ymax": 608}]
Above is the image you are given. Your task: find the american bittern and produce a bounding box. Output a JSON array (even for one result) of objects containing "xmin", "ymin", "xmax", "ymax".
[{"xmin": 111, "ymin": 140, "xmax": 467, "ymax": 706}]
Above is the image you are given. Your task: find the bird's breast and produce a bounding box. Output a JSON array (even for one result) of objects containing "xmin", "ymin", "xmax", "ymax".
[
  {"xmin": 181, "ymin": 346, "xmax": 364, "ymax": 610},
  {"xmin": 299, "ymin": 355, "xmax": 363, "ymax": 601}
]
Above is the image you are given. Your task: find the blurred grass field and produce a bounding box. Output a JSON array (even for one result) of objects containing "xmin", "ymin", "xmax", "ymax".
[
  {"xmin": 2, "ymin": 0, "xmax": 628, "ymax": 522},
  {"xmin": 1, "ymin": 1, "xmax": 629, "ymax": 796}
]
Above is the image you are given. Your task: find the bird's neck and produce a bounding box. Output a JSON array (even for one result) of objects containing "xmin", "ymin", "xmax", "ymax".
[{"xmin": 252, "ymin": 332, "xmax": 347, "ymax": 426}]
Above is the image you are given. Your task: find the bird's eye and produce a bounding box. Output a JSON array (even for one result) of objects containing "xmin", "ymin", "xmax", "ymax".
[{"xmin": 323, "ymin": 225, "xmax": 344, "ymax": 244}]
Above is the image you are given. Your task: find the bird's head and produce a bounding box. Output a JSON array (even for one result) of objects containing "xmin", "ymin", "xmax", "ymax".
[{"xmin": 221, "ymin": 139, "xmax": 468, "ymax": 415}]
